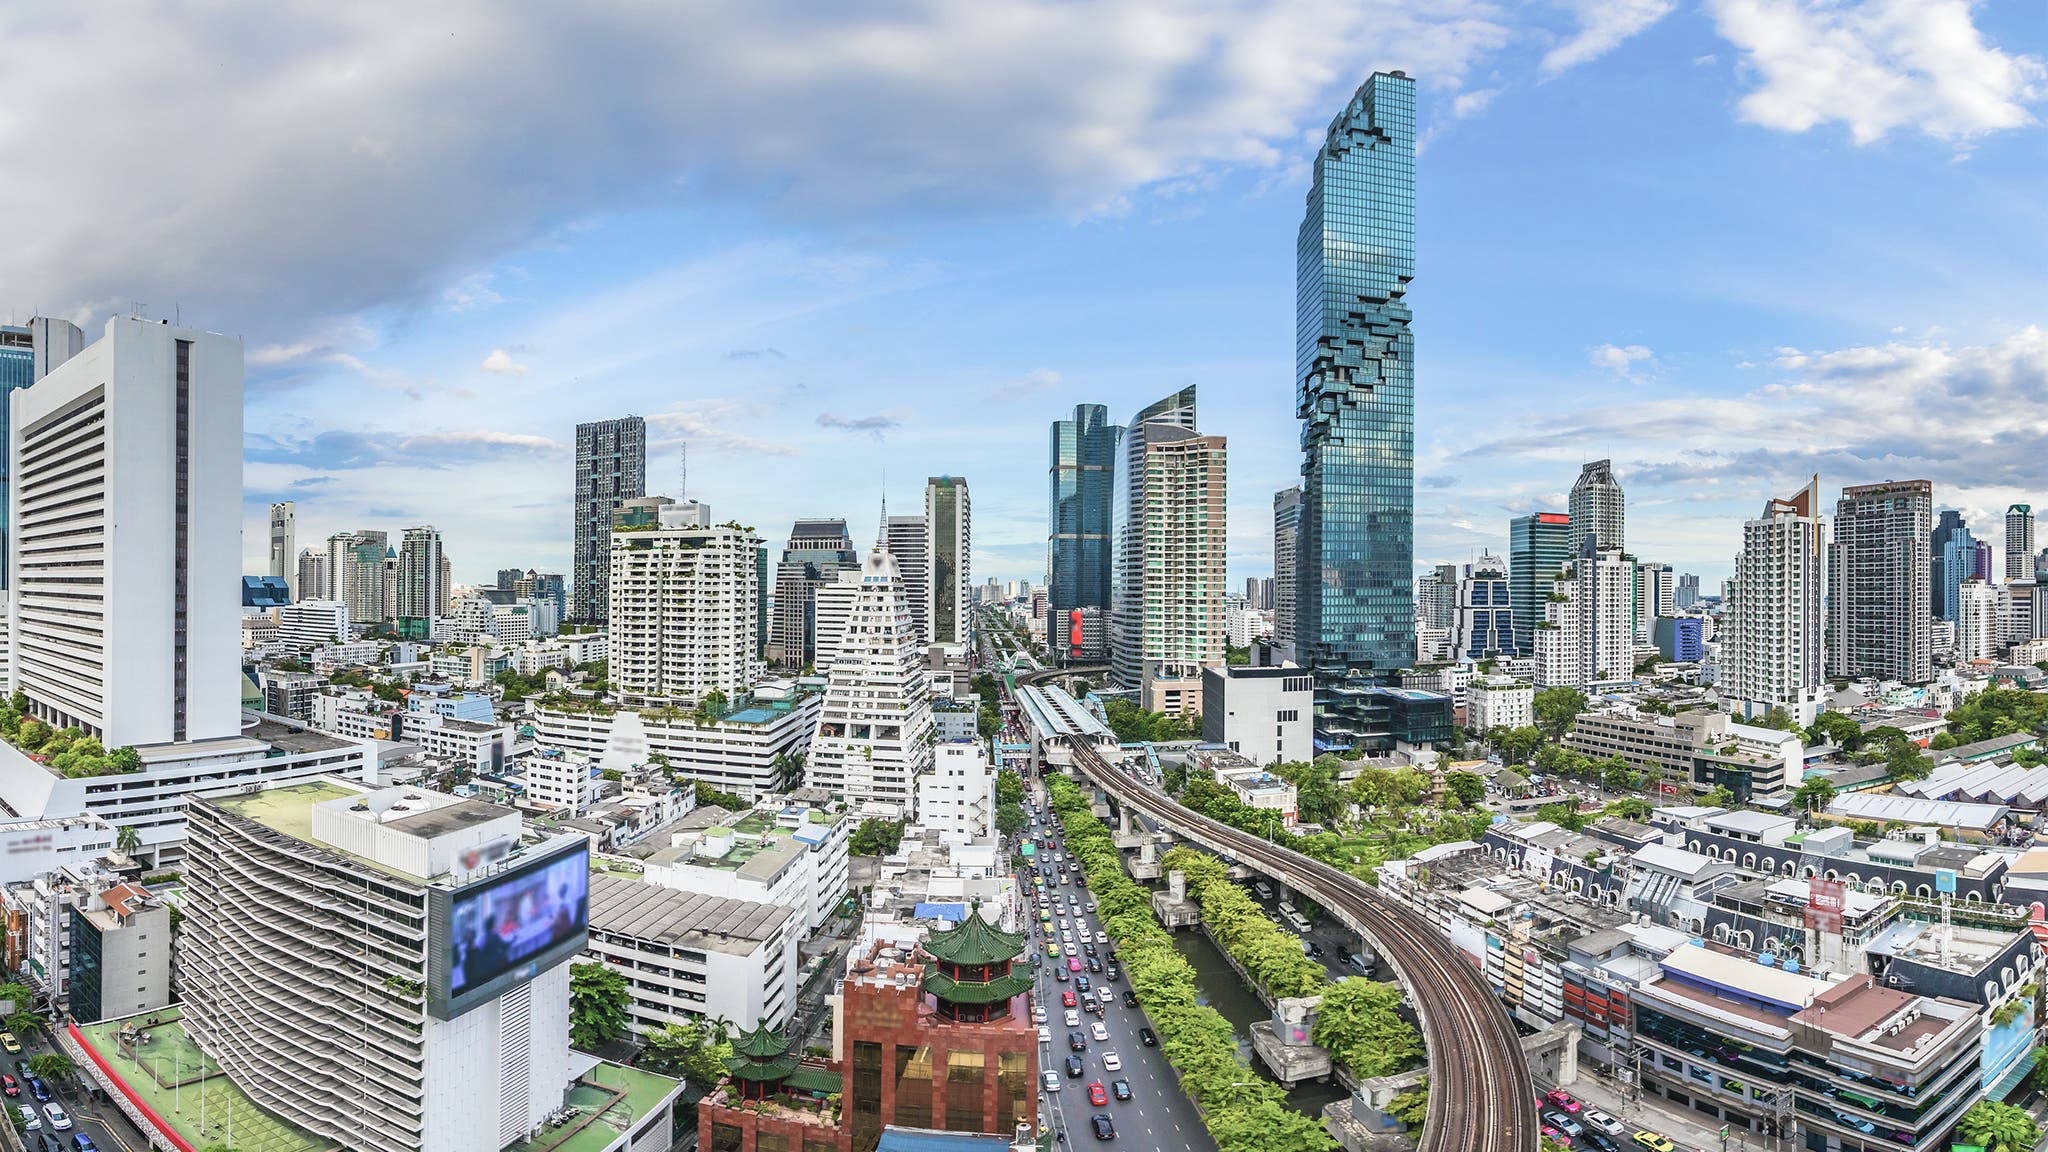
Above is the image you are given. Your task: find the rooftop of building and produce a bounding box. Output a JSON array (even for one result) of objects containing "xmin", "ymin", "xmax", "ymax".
[
  {"xmin": 207, "ymin": 778, "xmax": 543, "ymax": 884},
  {"xmin": 1792, "ymin": 975, "xmax": 1969, "ymax": 1054},
  {"xmin": 1863, "ymin": 917, "xmax": 2023, "ymax": 974},
  {"xmin": 588, "ymin": 873, "xmax": 791, "ymax": 953}
]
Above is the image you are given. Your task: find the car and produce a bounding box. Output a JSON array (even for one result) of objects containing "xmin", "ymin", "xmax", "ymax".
[
  {"xmin": 1582, "ymin": 1109, "xmax": 1626, "ymax": 1136},
  {"xmin": 1546, "ymin": 1090, "xmax": 1583, "ymax": 1114},
  {"xmin": 1088, "ymin": 1081, "xmax": 1108, "ymax": 1106},
  {"xmin": 1063, "ymin": 991, "xmax": 1077, "ymax": 1008},
  {"xmin": 1111, "ymin": 1079, "xmax": 1132, "ymax": 1101},
  {"xmin": 26, "ymin": 1077, "xmax": 47, "ymax": 1103},
  {"xmin": 1054, "ymin": 967, "xmax": 1069, "ymax": 983},
  {"xmin": 1096, "ymin": 931, "xmax": 1109, "ymax": 944},
  {"xmin": 1091, "ymin": 1022, "xmax": 1109, "ymax": 1042},
  {"xmin": 1043, "ymin": 1072, "xmax": 1062, "ymax": 1092},
  {"xmin": 1065, "ymin": 1010, "xmax": 1081, "ymax": 1027},
  {"xmin": 1305, "ymin": 942, "xmax": 1324, "ymax": 958},
  {"xmin": 1083, "ymin": 943, "xmax": 1098, "ymax": 958},
  {"xmin": 1137, "ymin": 1027, "xmax": 1157, "ymax": 1047},
  {"xmin": 1121, "ymin": 990, "xmax": 1138, "ymax": 1008},
  {"xmin": 1541, "ymin": 1126, "xmax": 1572, "ymax": 1148},
  {"xmin": 1065, "ymin": 1055, "xmax": 1084, "ymax": 1078},
  {"xmin": 1068, "ymin": 957, "xmax": 1081, "ymax": 972},
  {"xmin": 68, "ymin": 1132, "xmax": 95, "ymax": 1151},
  {"xmin": 1577, "ymin": 1134, "xmax": 1620, "ymax": 1152},
  {"xmin": 1101, "ymin": 1052, "xmax": 1121, "ymax": 1071},
  {"xmin": 1090, "ymin": 1114, "xmax": 1116, "ymax": 1141},
  {"xmin": 1, "ymin": 1074, "xmax": 14, "ymax": 1097},
  {"xmin": 1033, "ymin": 1005, "xmax": 1047, "ymax": 1023},
  {"xmin": 1541, "ymin": 1110, "xmax": 1583, "ymax": 1138},
  {"xmin": 1104, "ymin": 965, "xmax": 1120, "ymax": 981},
  {"xmin": 1086, "ymin": 899, "xmax": 1098, "ymax": 912},
  {"xmin": 1075, "ymin": 976, "xmax": 1091, "ymax": 994},
  {"xmin": 1039, "ymin": 1026, "xmax": 1052, "ymax": 1045},
  {"xmin": 1631, "ymin": 1133, "xmax": 1675, "ymax": 1152},
  {"xmin": 42, "ymin": 1104, "xmax": 69, "ymax": 1131},
  {"xmin": 0, "ymin": 1034, "xmax": 18, "ymax": 1055},
  {"xmin": 1068, "ymin": 1030, "xmax": 1087, "ymax": 1052},
  {"xmin": 1087, "ymin": 957, "xmax": 1101, "ymax": 972},
  {"xmin": 1047, "ymin": 942, "xmax": 1060, "ymax": 957},
  {"xmin": 1057, "ymin": 919, "xmax": 1069, "ymax": 931},
  {"xmin": 16, "ymin": 1104, "xmax": 38, "ymax": 1132},
  {"xmin": 1835, "ymin": 1114, "xmax": 1876, "ymax": 1135}
]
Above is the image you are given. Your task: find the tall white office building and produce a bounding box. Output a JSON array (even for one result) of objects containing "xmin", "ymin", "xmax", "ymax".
[
  {"xmin": 1634, "ymin": 561, "xmax": 1674, "ymax": 645},
  {"xmin": 884, "ymin": 514, "xmax": 929, "ymax": 646},
  {"xmin": 8, "ymin": 317, "xmax": 243, "ymax": 747},
  {"xmin": 925, "ymin": 476, "xmax": 971, "ymax": 650},
  {"xmin": 1723, "ymin": 478, "xmax": 1826, "ymax": 725},
  {"xmin": 397, "ymin": 525, "xmax": 445, "ymax": 625},
  {"xmin": 2008, "ymin": 505, "xmax": 2036, "ymax": 583},
  {"xmin": 268, "ymin": 501, "xmax": 296, "ymax": 597},
  {"xmin": 1130, "ymin": 426, "xmax": 1227, "ymax": 714},
  {"xmin": 806, "ymin": 549, "xmax": 934, "ymax": 818},
  {"xmin": 608, "ymin": 496, "xmax": 763, "ymax": 706},
  {"xmin": 296, "ymin": 547, "xmax": 330, "ymax": 601},
  {"xmin": 279, "ymin": 600, "xmax": 351, "ymax": 653},
  {"xmin": 1533, "ymin": 548, "xmax": 1635, "ymax": 691},
  {"xmin": 812, "ymin": 571, "xmax": 861, "ymax": 672},
  {"xmin": 1957, "ymin": 580, "xmax": 1998, "ymax": 662},
  {"xmin": 1827, "ymin": 480, "xmax": 1933, "ymax": 684},
  {"xmin": 1568, "ymin": 459, "xmax": 1625, "ymax": 554}
]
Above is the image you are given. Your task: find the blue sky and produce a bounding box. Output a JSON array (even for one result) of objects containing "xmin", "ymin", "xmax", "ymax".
[{"xmin": 4, "ymin": 0, "xmax": 2044, "ymax": 588}]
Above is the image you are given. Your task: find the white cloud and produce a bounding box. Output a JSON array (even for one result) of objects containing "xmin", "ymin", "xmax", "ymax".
[
  {"xmin": 1589, "ymin": 342, "xmax": 1656, "ymax": 377},
  {"xmin": 1707, "ymin": 0, "xmax": 2045, "ymax": 144},
  {"xmin": 645, "ymin": 400, "xmax": 801, "ymax": 458},
  {"xmin": 998, "ymin": 368, "xmax": 1064, "ymax": 397},
  {"xmin": 479, "ymin": 348, "xmax": 529, "ymax": 376},
  {"xmin": 1451, "ymin": 88, "xmax": 1503, "ymax": 118},
  {"xmin": 1542, "ymin": 0, "xmax": 1677, "ymax": 75},
  {"xmin": 0, "ymin": 1, "xmax": 1520, "ymax": 335}
]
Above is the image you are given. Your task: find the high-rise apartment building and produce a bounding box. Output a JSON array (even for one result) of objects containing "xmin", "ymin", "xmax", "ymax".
[
  {"xmin": 9, "ymin": 317, "xmax": 243, "ymax": 746},
  {"xmin": 1958, "ymin": 580, "xmax": 1998, "ymax": 661},
  {"xmin": 295, "ymin": 547, "xmax": 330, "ymax": 601},
  {"xmin": 1675, "ymin": 573, "xmax": 1700, "ymax": 610},
  {"xmin": 1931, "ymin": 509, "xmax": 1978, "ymax": 622},
  {"xmin": 328, "ymin": 529, "xmax": 390, "ymax": 627},
  {"xmin": 572, "ymin": 416, "xmax": 646, "ymax": 623},
  {"xmin": 396, "ymin": 525, "xmax": 445, "ymax": 628},
  {"xmin": 1047, "ymin": 403, "xmax": 1120, "ymax": 665},
  {"xmin": 1454, "ymin": 554, "xmax": 1514, "ymax": 661},
  {"xmin": 2007, "ymin": 504, "xmax": 2035, "ymax": 582},
  {"xmin": 1634, "ymin": 561, "xmax": 1674, "ymax": 645},
  {"xmin": 608, "ymin": 496, "xmax": 763, "ymax": 706},
  {"xmin": 1568, "ymin": 459, "xmax": 1625, "ymax": 555},
  {"xmin": 1509, "ymin": 512, "xmax": 1572, "ymax": 658},
  {"xmin": 882, "ymin": 513, "xmax": 928, "ymax": 645},
  {"xmin": 806, "ymin": 549, "xmax": 934, "ymax": 818},
  {"xmin": 770, "ymin": 519, "xmax": 858, "ymax": 668},
  {"xmin": 1294, "ymin": 71, "xmax": 1417, "ymax": 678},
  {"xmin": 1532, "ymin": 548, "xmax": 1635, "ymax": 691},
  {"xmin": 267, "ymin": 500, "xmax": 296, "ymax": 597},
  {"xmin": 1130, "ymin": 426, "xmax": 1227, "ymax": 714},
  {"xmin": 1109, "ymin": 388, "xmax": 1198, "ymax": 687},
  {"xmin": 1273, "ymin": 486, "xmax": 1301, "ymax": 661},
  {"xmin": 1827, "ymin": 480, "xmax": 1933, "ymax": 684},
  {"xmin": 1724, "ymin": 478, "xmax": 1826, "ymax": 725},
  {"xmin": 924, "ymin": 476, "xmax": 971, "ymax": 649}
]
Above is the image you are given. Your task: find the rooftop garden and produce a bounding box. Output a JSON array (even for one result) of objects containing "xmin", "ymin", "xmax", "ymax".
[{"xmin": 0, "ymin": 692, "xmax": 141, "ymax": 777}]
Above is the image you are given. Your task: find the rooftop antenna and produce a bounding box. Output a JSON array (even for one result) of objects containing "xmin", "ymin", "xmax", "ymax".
[
  {"xmin": 875, "ymin": 465, "xmax": 888, "ymax": 552},
  {"xmin": 678, "ymin": 440, "xmax": 687, "ymax": 503}
]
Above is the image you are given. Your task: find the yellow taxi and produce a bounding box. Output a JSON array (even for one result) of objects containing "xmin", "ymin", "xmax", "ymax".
[{"xmin": 0, "ymin": 1033, "xmax": 18, "ymax": 1055}]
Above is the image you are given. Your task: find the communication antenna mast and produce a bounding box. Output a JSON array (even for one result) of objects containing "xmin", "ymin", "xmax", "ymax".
[{"xmin": 678, "ymin": 441, "xmax": 687, "ymax": 502}]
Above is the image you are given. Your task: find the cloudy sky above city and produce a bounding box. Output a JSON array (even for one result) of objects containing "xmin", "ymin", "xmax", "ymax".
[{"xmin": 4, "ymin": 0, "xmax": 2044, "ymax": 587}]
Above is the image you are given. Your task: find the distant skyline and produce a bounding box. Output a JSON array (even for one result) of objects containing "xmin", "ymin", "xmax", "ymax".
[{"xmin": 3, "ymin": 2, "xmax": 2044, "ymax": 588}]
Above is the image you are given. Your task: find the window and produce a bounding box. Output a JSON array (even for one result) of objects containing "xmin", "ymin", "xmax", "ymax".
[{"xmin": 944, "ymin": 1051, "xmax": 986, "ymax": 1131}]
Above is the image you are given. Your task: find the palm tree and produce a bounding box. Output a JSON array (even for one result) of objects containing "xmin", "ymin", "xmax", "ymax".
[
  {"xmin": 116, "ymin": 825, "xmax": 142, "ymax": 857},
  {"xmin": 4, "ymin": 1010, "xmax": 45, "ymax": 1038}
]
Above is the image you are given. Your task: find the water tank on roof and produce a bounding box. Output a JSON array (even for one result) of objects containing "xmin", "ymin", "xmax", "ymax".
[
  {"xmin": 1782, "ymin": 957, "xmax": 1800, "ymax": 974},
  {"xmin": 1756, "ymin": 952, "xmax": 1775, "ymax": 966}
]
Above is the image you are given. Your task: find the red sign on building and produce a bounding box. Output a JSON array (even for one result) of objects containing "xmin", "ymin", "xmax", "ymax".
[{"xmin": 1806, "ymin": 877, "xmax": 1845, "ymax": 935}]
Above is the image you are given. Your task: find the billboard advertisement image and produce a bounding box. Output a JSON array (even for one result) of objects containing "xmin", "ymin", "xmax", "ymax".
[{"xmin": 431, "ymin": 842, "xmax": 589, "ymax": 1017}]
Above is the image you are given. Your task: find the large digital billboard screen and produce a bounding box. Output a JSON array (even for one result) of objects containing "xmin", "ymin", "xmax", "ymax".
[{"xmin": 430, "ymin": 842, "xmax": 589, "ymax": 1018}]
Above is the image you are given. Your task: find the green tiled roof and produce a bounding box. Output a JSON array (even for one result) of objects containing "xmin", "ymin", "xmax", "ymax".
[
  {"xmin": 920, "ymin": 911, "xmax": 1026, "ymax": 966},
  {"xmin": 923, "ymin": 967, "xmax": 1033, "ymax": 1004},
  {"xmin": 783, "ymin": 1066, "xmax": 843, "ymax": 1096}
]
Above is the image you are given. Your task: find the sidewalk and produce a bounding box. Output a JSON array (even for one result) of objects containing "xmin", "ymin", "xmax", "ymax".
[{"xmin": 1553, "ymin": 1071, "xmax": 1780, "ymax": 1152}]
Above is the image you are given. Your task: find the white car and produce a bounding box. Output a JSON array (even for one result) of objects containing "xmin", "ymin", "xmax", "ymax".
[
  {"xmin": 1039, "ymin": 1026, "xmax": 1052, "ymax": 1045},
  {"xmin": 1033, "ymin": 1005, "xmax": 1047, "ymax": 1023},
  {"xmin": 1101, "ymin": 1052, "xmax": 1122, "ymax": 1071},
  {"xmin": 1043, "ymin": 1071, "xmax": 1061, "ymax": 1092},
  {"xmin": 1096, "ymin": 931, "xmax": 1109, "ymax": 944},
  {"xmin": 1065, "ymin": 1010, "xmax": 1081, "ymax": 1027},
  {"xmin": 1058, "ymin": 919, "xmax": 1070, "ymax": 931},
  {"xmin": 1582, "ymin": 1109, "xmax": 1626, "ymax": 1136},
  {"xmin": 1090, "ymin": 1022, "xmax": 1109, "ymax": 1042},
  {"xmin": 16, "ymin": 1105, "xmax": 38, "ymax": 1132},
  {"xmin": 43, "ymin": 1104, "xmax": 70, "ymax": 1131}
]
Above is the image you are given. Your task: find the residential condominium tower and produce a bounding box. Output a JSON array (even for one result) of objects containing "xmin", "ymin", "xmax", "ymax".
[
  {"xmin": 1827, "ymin": 479, "xmax": 1933, "ymax": 684},
  {"xmin": 1568, "ymin": 458, "xmax": 1625, "ymax": 555},
  {"xmin": 2008, "ymin": 504, "xmax": 2035, "ymax": 582},
  {"xmin": 1294, "ymin": 71, "xmax": 1417, "ymax": 678},
  {"xmin": 1132, "ymin": 425, "xmax": 1228, "ymax": 715},
  {"xmin": 883, "ymin": 513, "xmax": 929, "ymax": 645},
  {"xmin": 925, "ymin": 475, "xmax": 971, "ymax": 649},
  {"xmin": 268, "ymin": 501, "xmax": 296, "ymax": 597},
  {"xmin": 806, "ymin": 549, "xmax": 934, "ymax": 818},
  {"xmin": 396, "ymin": 525, "xmax": 446, "ymax": 630},
  {"xmin": 1047, "ymin": 403, "xmax": 1120, "ymax": 665},
  {"xmin": 1272, "ymin": 486, "xmax": 1302, "ymax": 661},
  {"xmin": 608, "ymin": 496, "xmax": 764, "ymax": 706},
  {"xmin": 1724, "ymin": 477, "xmax": 1826, "ymax": 725},
  {"xmin": 1509, "ymin": 512, "xmax": 1571, "ymax": 658},
  {"xmin": 1109, "ymin": 387, "xmax": 1198, "ymax": 687},
  {"xmin": 572, "ymin": 415, "xmax": 646, "ymax": 623},
  {"xmin": 8, "ymin": 317, "xmax": 244, "ymax": 747}
]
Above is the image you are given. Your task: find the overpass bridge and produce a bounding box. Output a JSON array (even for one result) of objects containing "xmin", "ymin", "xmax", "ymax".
[
  {"xmin": 1064, "ymin": 738, "xmax": 1540, "ymax": 1152},
  {"xmin": 1014, "ymin": 680, "xmax": 1120, "ymax": 777}
]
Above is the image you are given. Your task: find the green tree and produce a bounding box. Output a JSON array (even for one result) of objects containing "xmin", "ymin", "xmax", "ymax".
[
  {"xmin": 1604, "ymin": 797, "xmax": 1652, "ymax": 821},
  {"xmin": 995, "ymin": 804, "xmax": 1028, "ymax": 838},
  {"xmin": 1957, "ymin": 1099, "xmax": 2041, "ymax": 1152},
  {"xmin": 1532, "ymin": 687, "xmax": 1588, "ymax": 741},
  {"xmin": 1701, "ymin": 784, "xmax": 1735, "ymax": 808},
  {"xmin": 15, "ymin": 719, "xmax": 50, "ymax": 752},
  {"xmin": 1443, "ymin": 771, "xmax": 1486, "ymax": 808},
  {"xmin": 850, "ymin": 818, "xmax": 906, "ymax": 855},
  {"xmin": 1276, "ymin": 758, "xmax": 1342, "ymax": 825},
  {"xmin": 1804, "ymin": 710, "xmax": 1863, "ymax": 750},
  {"xmin": 995, "ymin": 769, "xmax": 1025, "ymax": 806},
  {"xmin": 1535, "ymin": 802, "xmax": 1589, "ymax": 832},
  {"xmin": 1386, "ymin": 1078, "xmax": 1430, "ymax": 1127},
  {"xmin": 116, "ymin": 824, "xmax": 143, "ymax": 856},
  {"xmin": 568, "ymin": 962, "xmax": 632, "ymax": 1050},
  {"xmin": 639, "ymin": 1019, "xmax": 732, "ymax": 1090},
  {"xmin": 1490, "ymin": 725, "xmax": 1543, "ymax": 765},
  {"xmin": 0, "ymin": 983, "xmax": 31, "ymax": 1010},
  {"xmin": 1598, "ymin": 756, "xmax": 1640, "ymax": 792},
  {"xmin": 1793, "ymin": 776, "xmax": 1837, "ymax": 811},
  {"xmin": 1887, "ymin": 742, "xmax": 1933, "ymax": 782},
  {"xmin": 25, "ymin": 1053, "xmax": 71, "ymax": 1083},
  {"xmin": 4, "ymin": 1010, "xmax": 45, "ymax": 1038},
  {"xmin": 1313, "ymin": 977, "xmax": 1423, "ymax": 1078}
]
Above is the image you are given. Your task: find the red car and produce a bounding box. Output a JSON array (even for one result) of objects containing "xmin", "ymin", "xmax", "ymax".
[
  {"xmin": 0, "ymin": 1075, "xmax": 14, "ymax": 1098},
  {"xmin": 1087, "ymin": 1082, "xmax": 1108, "ymax": 1107},
  {"xmin": 1062, "ymin": 991, "xmax": 1077, "ymax": 1008},
  {"xmin": 1545, "ymin": 1090, "xmax": 1581, "ymax": 1114}
]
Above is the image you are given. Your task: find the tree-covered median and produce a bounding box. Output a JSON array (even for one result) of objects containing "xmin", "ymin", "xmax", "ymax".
[{"xmin": 1045, "ymin": 775, "xmax": 1336, "ymax": 1152}]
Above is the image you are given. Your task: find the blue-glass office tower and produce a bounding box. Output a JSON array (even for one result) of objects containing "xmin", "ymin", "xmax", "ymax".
[
  {"xmin": 1047, "ymin": 404, "xmax": 1121, "ymax": 665},
  {"xmin": 1294, "ymin": 71, "xmax": 1417, "ymax": 677},
  {"xmin": 1510, "ymin": 512, "xmax": 1573, "ymax": 657},
  {"xmin": 1931, "ymin": 509, "xmax": 1977, "ymax": 623},
  {"xmin": 0, "ymin": 320, "xmax": 84, "ymax": 591}
]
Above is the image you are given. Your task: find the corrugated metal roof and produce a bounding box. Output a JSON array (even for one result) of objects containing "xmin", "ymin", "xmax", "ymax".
[{"xmin": 587, "ymin": 873, "xmax": 792, "ymax": 953}]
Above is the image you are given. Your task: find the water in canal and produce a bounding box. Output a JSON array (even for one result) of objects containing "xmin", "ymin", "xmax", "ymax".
[{"xmin": 1170, "ymin": 926, "xmax": 1350, "ymax": 1115}]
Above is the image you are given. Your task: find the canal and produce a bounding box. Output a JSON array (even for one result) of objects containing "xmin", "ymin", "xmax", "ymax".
[{"xmin": 1171, "ymin": 925, "xmax": 1351, "ymax": 1115}]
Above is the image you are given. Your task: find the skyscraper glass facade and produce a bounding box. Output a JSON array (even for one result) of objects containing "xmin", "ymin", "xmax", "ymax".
[
  {"xmin": 1110, "ymin": 387, "xmax": 1197, "ymax": 687},
  {"xmin": 1047, "ymin": 404, "xmax": 1119, "ymax": 665},
  {"xmin": 1295, "ymin": 71, "xmax": 1417, "ymax": 676},
  {"xmin": 1509, "ymin": 512, "xmax": 1572, "ymax": 657},
  {"xmin": 0, "ymin": 326, "xmax": 34, "ymax": 591}
]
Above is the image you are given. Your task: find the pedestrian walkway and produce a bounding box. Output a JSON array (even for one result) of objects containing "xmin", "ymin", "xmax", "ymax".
[{"xmin": 1550, "ymin": 1071, "xmax": 1778, "ymax": 1152}]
